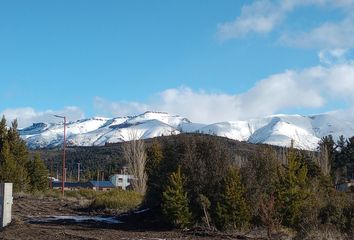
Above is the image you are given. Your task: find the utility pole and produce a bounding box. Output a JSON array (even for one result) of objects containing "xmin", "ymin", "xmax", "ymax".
[
  {"xmin": 77, "ymin": 162, "xmax": 80, "ymax": 182},
  {"xmin": 56, "ymin": 163, "xmax": 59, "ymax": 180},
  {"xmin": 69, "ymin": 167, "xmax": 72, "ymax": 182},
  {"xmin": 54, "ymin": 115, "xmax": 66, "ymax": 197},
  {"xmin": 97, "ymin": 170, "xmax": 100, "ymax": 191},
  {"xmin": 50, "ymin": 159, "xmax": 53, "ymax": 189}
]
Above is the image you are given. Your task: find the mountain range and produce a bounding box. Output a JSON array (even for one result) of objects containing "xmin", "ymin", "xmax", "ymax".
[{"xmin": 19, "ymin": 111, "xmax": 354, "ymax": 150}]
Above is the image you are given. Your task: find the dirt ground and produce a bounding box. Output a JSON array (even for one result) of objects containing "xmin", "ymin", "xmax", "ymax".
[{"xmin": 0, "ymin": 195, "xmax": 253, "ymax": 240}]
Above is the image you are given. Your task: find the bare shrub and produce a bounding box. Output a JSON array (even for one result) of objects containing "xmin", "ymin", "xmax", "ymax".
[
  {"xmin": 259, "ymin": 195, "xmax": 280, "ymax": 239},
  {"xmin": 122, "ymin": 130, "xmax": 148, "ymax": 194}
]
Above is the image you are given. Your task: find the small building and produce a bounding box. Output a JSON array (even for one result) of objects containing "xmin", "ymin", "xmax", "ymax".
[
  {"xmin": 49, "ymin": 177, "xmax": 59, "ymax": 182},
  {"xmin": 335, "ymin": 180, "xmax": 354, "ymax": 192},
  {"xmin": 109, "ymin": 174, "xmax": 134, "ymax": 190},
  {"xmin": 52, "ymin": 182, "xmax": 91, "ymax": 191},
  {"xmin": 89, "ymin": 181, "xmax": 115, "ymax": 191}
]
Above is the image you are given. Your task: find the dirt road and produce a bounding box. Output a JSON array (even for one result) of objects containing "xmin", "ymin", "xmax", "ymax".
[
  {"xmin": 0, "ymin": 195, "xmax": 240, "ymax": 240},
  {"xmin": 0, "ymin": 196, "xmax": 191, "ymax": 240}
]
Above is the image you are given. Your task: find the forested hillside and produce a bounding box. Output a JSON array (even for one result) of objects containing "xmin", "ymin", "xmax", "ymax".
[{"xmin": 33, "ymin": 133, "xmax": 323, "ymax": 182}]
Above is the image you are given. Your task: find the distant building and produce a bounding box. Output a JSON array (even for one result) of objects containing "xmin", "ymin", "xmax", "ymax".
[
  {"xmin": 51, "ymin": 167, "xmax": 135, "ymax": 191},
  {"xmin": 89, "ymin": 181, "xmax": 115, "ymax": 191},
  {"xmin": 52, "ymin": 182, "xmax": 91, "ymax": 191},
  {"xmin": 109, "ymin": 174, "xmax": 134, "ymax": 190},
  {"xmin": 335, "ymin": 180, "xmax": 354, "ymax": 192},
  {"xmin": 49, "ymin": 177, "xmax": 59, "ymax": 182}
]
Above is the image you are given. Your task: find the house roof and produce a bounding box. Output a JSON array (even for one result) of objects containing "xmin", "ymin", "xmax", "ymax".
[
  {"xmin": 110, "ymin": 174, "xmax": 134, "ymax": 178},
  {"xmin": 89, "ymin": 181, "xmax": 115, "ymax": 188},
  {"xmin": 52, "ymin": 182, "xmax": 91, "ymax": 188}
]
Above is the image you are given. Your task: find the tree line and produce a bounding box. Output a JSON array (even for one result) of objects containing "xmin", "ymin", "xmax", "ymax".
[
  {"xmin": 319, "ymin": 135, "xmax": 354, "ymax": 184},
  {"xmin": 143, "ymin": 134, "xmax": 354, "ymax": 238},
  {"xmin": 0, "ymin": 116, "xmax": 48, "ymax": 193}
]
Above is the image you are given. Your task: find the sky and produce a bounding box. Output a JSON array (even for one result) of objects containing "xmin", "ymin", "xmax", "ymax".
[{"xmin": 1, "ymin": 0, "xmax": 354, "ymax": 127}]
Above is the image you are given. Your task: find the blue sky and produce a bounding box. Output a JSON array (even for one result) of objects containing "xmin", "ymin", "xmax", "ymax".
[{"xmin": 1, "ymin": 0, "xmax": 354, "ymax": 126}]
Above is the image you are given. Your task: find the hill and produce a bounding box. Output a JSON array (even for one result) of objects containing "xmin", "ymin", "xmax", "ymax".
[{"xmin": 21, "ymin": 111, "xmax": 354, "ymax": 151}]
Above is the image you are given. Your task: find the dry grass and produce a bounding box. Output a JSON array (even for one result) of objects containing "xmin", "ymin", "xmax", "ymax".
[
  {"xmin": 301, "ymin": 229, "xmax": 350, "ymax": 240},
  {"xmin": 90, "ymin": 189, "xmax": 143, "ymax": 212},
  {"xmin": 43, "ymin": 189, "xmax": 143, "ymax": 211}
]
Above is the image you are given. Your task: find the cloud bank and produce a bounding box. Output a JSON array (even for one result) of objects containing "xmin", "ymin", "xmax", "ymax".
[
  {"xmin": 3, "ymin": 62, "xmax": 354, "ymax": 126},
  {"xmin": 280, "ymin": 17, "xmax": 354, "ymax": 49},
  {"xmin": 217, "ymin": 0, "xmax": 354, "ymax": 51},
  {"xmin": 94, "ymin": 62, "xmax": 354, "ymax": 123},
  {"xmin": 0, "ymin": 106, "xmax": 84, "ymax": 128}
]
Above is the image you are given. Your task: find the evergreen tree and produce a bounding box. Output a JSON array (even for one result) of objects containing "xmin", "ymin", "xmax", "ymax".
[
  {"xmin": 0, "ymin": 117, "xmax": 30, "ymax": 192},
  {"xmin": 162, "ymin": 167, "xmax": 191, "ymax": 228},
  {"xmin": 145, "ymin": 141, "xmax": 164, "ymax": 206},
  {"xmin": 332, "ymin": 136, "xmax": 354, "ymax": 183},
  {"xmin": 298, "ymin": 153, "xmax": 321, "ymax": 179},
  {"xmin": 8, "ymin": 119, "xmax": 30, "ymax": 191},
  {"xmin": 337, "ymin": 135, "xmax": 346, "ymax": 151},
  {"xmin": 0, "ymin": 140, "xmax": 25, "ymax": 192},
  {"xmin": 276, "ymin": 151, "xmax": 310, "ymax": 227},
  {"xmin": 27, "ymin": 154, "xmax": 49, "ymax": 192},
  {"xmin": 214, "ymin": 167, "xmax": 250, "ymax": 230},
  {"xmin": 0, "ymin": 116, "xmax": 6, "ymax": 146}
]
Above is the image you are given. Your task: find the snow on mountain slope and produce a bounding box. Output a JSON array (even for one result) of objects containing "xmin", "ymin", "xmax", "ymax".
[
  {"xmin": 20, "ymin": 112, "xmax": 185, "ymax": 148},
  {"xmin": 19, "ymin": 117, "xmax": 110, "ymax": 148},
  {"xmin": 19, "ymin": 122, "xmax": 53, "ymax": 136},
  {"xmin": 198, "ymin": 121, "xmax": 251, "ymax": 141},
  {"xmin": 178, "ymin": 122, "xmax": 207, "ymax": 132},
  {"xmin": 248, "ymin": 114, "xmax": 354, "ymax": 149},
  {"xmin": 310, "ymin": 114, "xmax": 354, "ymax": 139},
  {"xmin": 248, "ymin": 117, "xmax": 320, "ymax": 150},
  {"xmin": 19, "ymin": 111, "xmax": 354, "ymax": 150},
  {"xmin": 125, "ymin": 111, "xmax": 190, "ymax": 128},
  {"xmin": 92, "ymin": 120, "xmax": 180, "ymax": 146}
]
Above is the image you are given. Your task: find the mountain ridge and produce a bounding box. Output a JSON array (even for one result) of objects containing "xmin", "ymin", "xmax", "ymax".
[{"xmin": 19, "ymin": 111, "xmax": 354, "ymax": 150}]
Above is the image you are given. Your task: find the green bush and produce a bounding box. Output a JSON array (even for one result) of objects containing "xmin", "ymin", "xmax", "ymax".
[
  {"xmin": 214, "ymin": 167, "xmax": 250, "ymax": 230},
  {"xmin": 27, "ymin": 154, "xmax": 49, "ymax": 193},
  {"xmin": 162, "ymin": 167, "xmax": 192, "ymax": 228},
  {"xmin": 276, "ymin": 151, "xmax": 310, "ymax": 228}
]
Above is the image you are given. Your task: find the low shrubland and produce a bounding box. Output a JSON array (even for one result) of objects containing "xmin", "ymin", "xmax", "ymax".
[{"xmin": 144, "ymin": 135, "xmax": 354, "ymax": 239}]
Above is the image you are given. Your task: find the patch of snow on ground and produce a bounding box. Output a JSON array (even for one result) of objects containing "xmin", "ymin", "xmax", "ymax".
[{"xmin": 27, "ymin": 215, "xmax": 121, "ymax": 224}]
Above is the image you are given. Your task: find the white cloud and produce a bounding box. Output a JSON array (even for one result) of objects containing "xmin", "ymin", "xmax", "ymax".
[
  {"xmin": 0, "ymin": 106, "xmax": 85, "ymax": 128},
  {"xmin": 94, "ymin": 62, "xmax": 354, "ymax": 123},
  {"xmin": 328, "ymin": 107, "xmax": 354, "ymax": 122},
  {"xmin": 320, "ymin": 63, "xmax": 354, "ymax": 100},
  {"xmin": 318, "ymin": 48, "xmax": 348, "ymax": 65},
  {"xmin": 3, "ymin": 63, "xmax": 354, "ymax": 126},
  {"xmin": 218, "ymin": 0, "xmax": 354, "ymax": 46},
  {"xmin": 217, "ymin": 0, "xmax": 286, "ymax": 40},
  {"xmin": 281, "ymin": 18, "xmax": 354, "ymax": 49},
  {"xmin": 93, "ymin": 97, "xmax": 149, "ymax": 117}
]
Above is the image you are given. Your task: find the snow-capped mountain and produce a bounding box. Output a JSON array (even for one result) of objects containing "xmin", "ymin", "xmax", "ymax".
[{"xmin": 19, "ymin": 111, "xmax": 354, "ymax": 150}]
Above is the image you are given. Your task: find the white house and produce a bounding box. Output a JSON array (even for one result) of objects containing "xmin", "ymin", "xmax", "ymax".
[
  {"xmin": 109, "ymin": 174, "xmax": 134, "ymax": 190},
  {"xmin": 335, "ymin": 180, "xmax": 354, "ymax": 192}
]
